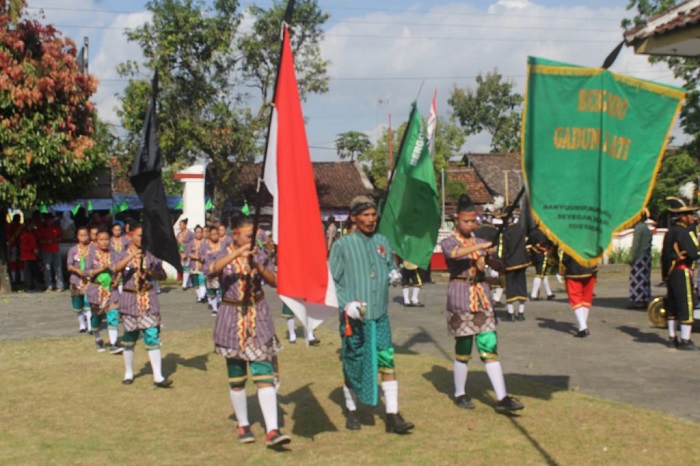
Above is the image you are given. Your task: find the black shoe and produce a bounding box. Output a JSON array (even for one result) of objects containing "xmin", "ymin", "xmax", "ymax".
[
  {"xmin": 507, "ymin": 313, "xmax": 515, "ymax": 322},
  {"xmin": 495, "ymin": 395, "xmax": 524, "ymax": 414},
  {"xmin": 529, "ymin": 296, "xmax": 541, "ymax": 301},
  {"xmin": 79, "ymin": 328, "xmax": 87, "ymax": 333},
  {"xmin": 308, "ymin": 338, "xmax": 321, "ymax": 346},
  {"xmin": 546, "ymin": 294, "xmax": 556, "ymax": 300},
  {"xmin": 265, "ymin": 430, "xmax": 291, "ymax": 447},
  {"xmin": 154, "ymin": 377, "xmax": 173, "ymax": 388},
  {"xmin": 122, "ymin": 378, "xmax": 134, "ymax": 385},
  {"xmin": 669, "ymin": 336, "xmax": 680, "ymax": 349},
  {"xmin": 678, "ymin": 339, "xmax": 698, "ymax": 351},
  {"xmin": 411, "ymin": 302, "xmax": 425, "ymax": 308},
  {"xmin": 574, "ymin": 329, "xmax": 590, "ymax": 338},
  {"xmin": 385, "ymin": 412, "xmax": 415, "ymax": 434},
  {"xmin": 404, "ymin": 302, "xmax": 414, "ymax": 307},
  {"xmin": 454, "ymin": 395, "xmax": 475, "ymax": 410},
  {"xmin": 345, "ymin": 410, "xmax": 361, "ymax": 430},
  {"xmin": 517, "ymin": 313, "xmax": 525, "ymax": 321}
]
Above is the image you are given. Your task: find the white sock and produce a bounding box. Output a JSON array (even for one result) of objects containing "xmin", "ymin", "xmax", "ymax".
[
  {"xmin": 84, "ymin": 309, "xmax": 93, "ymax": 331},
  {"xmin": 198, "ymin": 286, "xmax": 206, "ymax": 300},
  {"xmin": 148, "ymin": 348, "xmax": 165, "ymax": 383},
  {"xmin": 582, "ymin": 306, "xmax": 589, "ymax": 324},
  {"xmin": 108, "ymin": 329, "xmax": 118, "ymax": 345},
  {"xmin": 182, "ymin": 272, "xmax": 190, "ymax": 288},
  {"xmin": 543, "ymin": 277, "xmax": 552, "ymax": 296},
  {"xmin": 507, "ymin": 303, "xmax": 514, "ymax": 315},
  {"xmin": 402, "ymin": 288, "xmax": 410, "ymax": 304},
  {"xmin": 118, "ymin": 283, "xmax": 123, "ymax": 294},
  {"xmin": 154, "ymin": 281, "xmax": 161, "ymax": 293},
  {"xmin": 286, "ymin": 318, "xmax": 296, "ymax": 342},
  {"xmin": 681, "ymin": 324, "xmax": 692, "ymax": 341},
  {"xmin": 257, "ymin": 386, "xmax": 279, "ymax": 433},
  {"xmin": 485, "ymin": 361, "xmax": 507, "ymax": 401},
  {"xmin": 78, "ymin": 312, "xmax": 87, "ymax": 330},
  {"xmin": 381, "ymin": 380, "xmax": 399, "ymax": 414},
  {"xmin": 123, "ymin": 348, "xmax": 134, "ymax": 380},
  {"xmin": 492, "ymin": 288, "xmax": 503, "ymax": 303},
  {"xmin": 556, "ymin": 273, "xmax": 564, "ymax": 284},
  {"xmin": 518, "ymin": 302, "xmax": 525, "ymax": 315},
  {"xmin": 453, "ymin": 360, "xmax": 468, "ymax": 397},
  {"xmin": 531, "ymin": 277, "xmax": 542, "ymax": 298},
  {"xmin": 411, "ymin": 287, "xmax": 420, "ymax": 303},
  {"xmin": 230, "ymin": 388, "xmax": 249, "ymax": 427},
  {"xmin": 209, "ymin": 296, "xmax": 219, "ymax": 312},
  {"xmin": 574, "ymin": 307, "xmax": 588, "ymax": 330},
  {"xmin": 307, "ymin": 327, "xmax": 316, "ymax": 341},
  {"xmin": 342, "ymin": 385, "xmax": 358, "ymax": 411},
  {"xmin": 668, "ymin": 320, "xmax": 677, "ymax": 338}
]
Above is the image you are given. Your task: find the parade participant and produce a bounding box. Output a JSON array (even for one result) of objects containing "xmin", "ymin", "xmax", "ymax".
[
  {"xmin": 662, "ymin": 188, "xmax": 699, "ymax": 350},
  {"xmin": 85, "ymin": 230, "xmax": 124, "ymax": 354},
  {"xmin": 560, "ymin": 252, "xmax": 597, "ymax": 338},
  {"xmin": 208, "ymin": 216, "xmax": 290, "ymax": 447},
  {"xmin": 177, "ymin": 219, "xmax": 194, "ymax": 290},
  {"xmin": 89, "ymin": 226, "xmax": 99, "ymax": 246},
  {"xmin": 280, "ymin": 303, "xmax": 320, "ymax": 345},
  {"xmin": 110, "ymin": 221, "xmax": 129, "ymax": 294},
  {"xmin": 329, "ymin": 195, "xmax": 415, "ymax": 434},
  {"xmin": 113, "ymin": 221, "xmax": 171, "ymax": 387},
  {"xmin": 528, "ymin": 227, "xmax": 556, "ymax": 301},
  {"xmin": 38, "ymin": 213, "xmax": 64, "ymax": 292},
  {"xmin": 440, "ymin": 195, "xmax": 524, "ymax": 414},
  {"xmin": 66, "ymin": 226, "xmax": 92, "ymax": 332},
  {"xmin": 400, "ymin": 259, "xmax": 424, "ymax": 307},
  {"xmin": 499, "ymin": 212, "xmax": 531, "ymax": 321},
  {"xmin": 201, "ymin": 225, "xmax": 224, "ymax": 316},
  {"xmin": 188, "ymin": 225, "xmax": 207, "ymax": 303},
  {"xmin": 629, "ymin": 210, "xmax": 653, "ymax": 309},
  {"xmin": 475, "ymin": 211, "xmax": 503, "ymax": 306}
]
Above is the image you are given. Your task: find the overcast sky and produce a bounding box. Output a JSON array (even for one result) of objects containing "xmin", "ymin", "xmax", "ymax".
[{"xmin": 26, "ymin": 0, "xmax": 685, "ymax": 160}]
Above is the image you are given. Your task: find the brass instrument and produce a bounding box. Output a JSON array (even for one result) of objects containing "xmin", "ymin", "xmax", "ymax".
[{"xmin": 647, "ymin": 297, "xmax": 667, "ymax": 328}]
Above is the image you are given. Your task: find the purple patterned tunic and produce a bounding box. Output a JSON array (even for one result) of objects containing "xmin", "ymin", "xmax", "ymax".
[
  {"xmin": 117, "ymin": 248, "xmax": 163, "ymax": 331},
  {"xmin": 441, "ymin": 232, "xmax": 496, "ymax": 337},
  {"xmin": 66, "ymin": 243, "xmax": 91, "ymax": 297},
  {"xmin": 85, "ymin": 247, "xmax": 119, "ymax": 314}
]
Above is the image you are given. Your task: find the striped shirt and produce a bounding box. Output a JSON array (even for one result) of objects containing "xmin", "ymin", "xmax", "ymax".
[{"xmin": 329, "ymin": 230, "xmax": 397, "ymax": 321}]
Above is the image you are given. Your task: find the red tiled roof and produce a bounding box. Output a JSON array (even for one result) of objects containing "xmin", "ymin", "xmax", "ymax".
[
  {"xmin": 624, "ymin": 0, "xmax": 700, "ymax": 43},
  {"xmin": 462, "ymin": 153, "xmax": 523, "ymax": 203},
  {"xmin": 443, "ymin": 162, "xmax": 493, "ymax": 216}
]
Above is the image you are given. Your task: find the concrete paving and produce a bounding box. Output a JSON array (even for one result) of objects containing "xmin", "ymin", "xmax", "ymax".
[{"xmin": 2, "ymin": 265, "xmax": 699, "ymax": 422}]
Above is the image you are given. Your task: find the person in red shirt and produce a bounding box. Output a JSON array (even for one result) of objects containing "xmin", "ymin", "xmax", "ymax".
[
  {"xmin": 20, "ymin": 220, "xmax": 40, "ymax": 292},
  {"xmin": 38, "ymin": 213, "xmax": 64, "ymax": 291}
]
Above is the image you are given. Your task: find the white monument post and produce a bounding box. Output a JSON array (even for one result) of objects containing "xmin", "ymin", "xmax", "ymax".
[{"xmin": 172, "ymin": 164, "xmax": 206, "ymax": 229}]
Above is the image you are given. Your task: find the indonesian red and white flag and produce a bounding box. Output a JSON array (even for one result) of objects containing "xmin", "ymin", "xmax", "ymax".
[
  {"xmin": 263, "ymin": 25, "xmax": 338, "ymax": 338},
  {"xmin": 427, "ymin": 88, "xmax": 437, "ymax": 156}
]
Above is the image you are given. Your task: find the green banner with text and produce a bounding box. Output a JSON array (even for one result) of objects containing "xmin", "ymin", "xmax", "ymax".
[{"xmin": 522, "ymin": 57, "xmax": 685, "ymax": 267}]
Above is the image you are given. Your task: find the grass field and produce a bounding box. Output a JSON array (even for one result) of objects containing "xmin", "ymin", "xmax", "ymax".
[{"xmin": 2, "ymin": 325, "xmax": 699, "ymax": 466}]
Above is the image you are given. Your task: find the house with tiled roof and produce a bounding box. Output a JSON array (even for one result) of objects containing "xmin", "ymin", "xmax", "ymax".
[
  {"xmin": 462, "ymin": 153, "xmax": 523, "ymax": 205},
  {"xmin": 442, "ymin": 162, "xmax": 493, "ymax": 217},
  {"xmin": 624, "ymin": 0, "xmax": 700, "ymax": 57}
]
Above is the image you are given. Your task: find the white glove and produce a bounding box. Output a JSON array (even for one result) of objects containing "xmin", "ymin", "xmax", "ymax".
[
  {"xmin": 388, "ymin": 269, "xmax": 402, "ymax": 287},
  {"xmin": 345, "ymin": 301, "xmax": 364, "ymax": 320}
]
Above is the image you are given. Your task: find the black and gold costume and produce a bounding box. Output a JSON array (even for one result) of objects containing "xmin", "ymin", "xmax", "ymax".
[{"xmin": 661, "ymin": 221, "xmax": 699, "ymax": 324}]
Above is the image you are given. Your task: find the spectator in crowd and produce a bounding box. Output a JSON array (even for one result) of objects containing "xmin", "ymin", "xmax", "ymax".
[
  {"xmin": 20, "ymin": 218, "xmax": 41, "ymax": 292},
  {"xmin": 38, "ymin": 213, "xmax": 64, "ymax": 291}
]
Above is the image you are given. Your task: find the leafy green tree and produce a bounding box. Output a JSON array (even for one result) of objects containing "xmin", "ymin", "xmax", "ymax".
[
  {"xmin": 648, "ymin": 151, "xmax": 700, "ymax": 222},
  {"xmin": 335, "ymin": 131, "xmax": 371, "ymax": 161},
  {"xmin": 448, "ymin": 70, "xmax": 521, "ymax": 153},
  {"xmin": 117, "ymin": 0, "xmax": 329, "ymax": 204},
  {"xmin": 623, "ymin": 1, "xmax": 700, "ymax": 156},
  {"xmin": 0, "ymin": 0, "xmax": 106, "ymax": 292}
]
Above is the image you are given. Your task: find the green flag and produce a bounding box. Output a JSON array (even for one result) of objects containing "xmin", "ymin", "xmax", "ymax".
[
  {"xmin": 205, "ymin": 199, "xmax": 214, "ymax": 210},
  {"xmin": 523, "ymin": 57, "xmax": 685, "ymax": 266},
  {"xmin": 242, "ymin": 201, "xmax": 250, "ymax": 216},
  {"xmin": 87, "ymin": 200, "xmax": 93, "ymax": 213},
  {"xmin": 119, "ymin": 200, "xmax": 129, "ymax": 212},
  {"xmin": 378, "ymin": 102, "xmax": 440, "ymax": 269},
  {"xmin": 174, "ymin": 200, "xmax": 183, "ymax": 210},
  {"xmin": 38, "ymin": 203, "xmax": 48, "ymax": 214},
  {"xmin": 71, "ymin": 204, "xmax": 81, "ymax": 216}
]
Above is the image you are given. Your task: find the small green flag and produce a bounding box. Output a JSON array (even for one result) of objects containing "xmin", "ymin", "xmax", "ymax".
[
  {"xmin": 174, "ymin": 200, "xmax": 183, "ymax": 210},
  {"xmin": 378, "ymin": 102, "xmax": 440, "ymax": 270},
  {"xmin": 38, "ymin": 203, "xmax": 48, "ymax": 214},
  {"xmin": 71, "ymin": 204, "xmax": 81, "ymax": 216},
  {"xmin": 87, "ymin": 200, "xmax": 93, "ymax": 212},
  {"xmin": 119, "ymin": 200, "xmax": 129, "ymax": 213},
  {"xmin": 205, "ymin": 199, "xmax": 214, "ymax": 210},
  {"xmin": 242, "ymin": 202, "xmax": 250, "ymax": 216}
]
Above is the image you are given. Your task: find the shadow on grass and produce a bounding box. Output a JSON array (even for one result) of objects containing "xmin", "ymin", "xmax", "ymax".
[
  {"xmin": 278, "ymin": 383, "xmax": 339, "ymax": 440},
  {"xmin": 616, "ymin": 325, "xmax": 668, "ymax": 346},
  {"xmin": 595, "ymin": 296, "xmax": 638, "ymax": 311},
  {"xmin": 535, "ymin": 317, "xmax": 576, "ymax": 335},
  {"xmin": 422, "ymin": 364, "xmax": 566, "ymax": 466},
  {"xmin": 134, "ymin": 352, "xmax": 210, "ymax": 380},
  {"xmin": 328, "ymin": 386, "xmax": 380, "ymax": 428},
  {"xmin": 394, "ymin": 326, "xmax": 451, "ymax": 360}
]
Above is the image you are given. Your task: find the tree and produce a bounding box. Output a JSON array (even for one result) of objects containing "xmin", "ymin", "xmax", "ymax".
[
  {"xmin": 0, "ymin": 0, "xmax": 106, "ymax": 292},
  {"xmin": 117, "ymin": 0, "xmax": 329, "ymax": 205},
  {"xmin": 647, "ymin": 151, "xmax": 700, "ymax": 223},
  {"xmin": 448, "ymin": 70, "xmax": 522, "ymax": 153},
  {"xmin": 335, "ymin": 131, "xmax": 370, "ymax": 161},
  {"xmin": 623, "ymin": 1, "xmax": 700, "ymax": 156}
]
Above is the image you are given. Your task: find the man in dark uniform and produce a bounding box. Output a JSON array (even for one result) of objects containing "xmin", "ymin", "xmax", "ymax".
[
  {"xmin": 662, "ymin": 190, "xmax": 699, "ymax": 350},
  {"xmin": 475, "ymin": 211, "xmax": 503, "ymax": 306},
  {"xmin": 528, "ymin": 227, "xmax": 556, "ymax": 301},
  {"xmin": 499, "ymin": 211, "xmax": 531, "ymax": 321}
]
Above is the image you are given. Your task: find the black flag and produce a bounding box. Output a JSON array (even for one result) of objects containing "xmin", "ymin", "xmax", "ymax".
[{"xmin": 130, "ymin": 73, "xmax": 182, "ymax": 273}]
